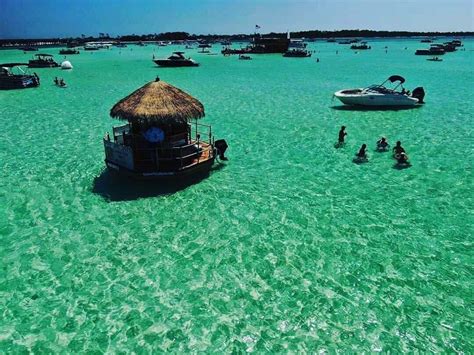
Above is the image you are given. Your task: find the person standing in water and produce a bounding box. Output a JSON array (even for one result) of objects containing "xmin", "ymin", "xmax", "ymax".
[
  {"xmin": 338, "ymin": 126, "xmax": 347, "ymax": 143},
  {"xmin": 393, "ymin": 141, "xmax": 405, "ymax": 155},
  {"xmin": 357, "ymin": 144, "xmax": 367, "ymax": 158}
]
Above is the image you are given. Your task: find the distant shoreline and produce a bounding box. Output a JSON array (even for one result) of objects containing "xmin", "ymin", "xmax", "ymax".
[{"xmin": 1, "ymin": 29, "xmax": 473, "ymax": 46}]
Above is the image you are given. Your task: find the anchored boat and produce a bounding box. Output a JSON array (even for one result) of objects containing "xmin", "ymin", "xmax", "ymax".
[
  {"xmin": 153, "ymin": 52, "xmax": 199, "ymax": 67},
  {"xmin": 59, "ymin": 48, "xmax": 80, "ymax": 55},
  {"xmin": 415, "ymin": 46, "xmax": 445, "ymax": 56},
  {"xmin": 103, "ymin": 78, "xmax": 227, "ymax": 180},
  {"xmin": 334, "ymin": 75, "xmax": 425, "ymax": 107},
  {"xmin": 283, "ymin": 48, "xmax": 311, "ymax": 57},
  {"xmin": 0, "ymin": 63, "xmax": 40, "ymax": 90},
  {"xmin": 28, "ymin": 54, "xmax": 59, "ymax": 68},
  {"xmin": 350, "ymin": 42, "xmax": 371, "ymax": 50}
]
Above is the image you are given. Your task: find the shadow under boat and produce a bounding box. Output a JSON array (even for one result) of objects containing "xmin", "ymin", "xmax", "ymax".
[
  {"xmin": 92, "ymin": 163, "xmax": 225, "ymax": 202},
  {"xmin": 330, "ymin": 104, "xmax": 423, "ymax": 112}
]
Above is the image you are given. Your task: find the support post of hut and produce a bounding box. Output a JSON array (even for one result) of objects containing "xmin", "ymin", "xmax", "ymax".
[{"xmin": 195, "ymin": 119, "xmax": 198, "ymax": 142}]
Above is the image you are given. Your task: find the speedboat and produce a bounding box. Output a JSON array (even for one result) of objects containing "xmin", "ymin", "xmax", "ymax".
[
  {"xmin": 0, "ymin": 63, "xmax": 40, "ymax": 90},
  {"xmin": 154, "ymin": 52, "xmax": 199, "ymax": 67},
  {"xmin": 28, "ymin": 54, "xmax": 59, "ymax": 68},
  {"xmin": 427, "ymin": 57, "xmax": 443, "ymax": 62},
  {"xmin": 334, "ymin": 75, "xmax": 425, "ymax": 107}
]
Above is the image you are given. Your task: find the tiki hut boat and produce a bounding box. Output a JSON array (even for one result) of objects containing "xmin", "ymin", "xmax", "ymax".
[{"xmin": 103, "ymin": 78, "xmax": 228, "ymax": 179}]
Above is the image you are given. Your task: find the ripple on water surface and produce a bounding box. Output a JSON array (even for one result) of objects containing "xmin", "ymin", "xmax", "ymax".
[{"xmin": 0, "ymin": 40, "xmax": 473, "ymax": 352}]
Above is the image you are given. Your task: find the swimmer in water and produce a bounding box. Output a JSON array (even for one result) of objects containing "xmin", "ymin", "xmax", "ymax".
[
  {"xmin": 356, "ymin": 144, "xmax": 367, "ymax": 158},
  {"xmin": 377, "ymin": 137, "xmax": 389, "ymax": 150},
  {"xmin": 393, "ymin": 141, "xmax": 405, "ymax": 155},
  {"xmin": 338, "ymin": 126, "xmax": 347, "ymax": 143}
]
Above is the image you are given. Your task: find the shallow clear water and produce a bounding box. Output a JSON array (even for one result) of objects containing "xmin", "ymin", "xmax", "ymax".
[{"xmin": 0, "ymin": 39, "xmax": 473, "ymax": 352}]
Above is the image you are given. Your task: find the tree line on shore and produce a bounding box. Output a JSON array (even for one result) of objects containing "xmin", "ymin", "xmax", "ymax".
[{"xmin": 1, "ymin": 29, "xmax": 473, "ymax": 46}]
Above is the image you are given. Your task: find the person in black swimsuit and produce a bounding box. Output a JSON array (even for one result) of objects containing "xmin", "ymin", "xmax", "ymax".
[
  {"xmin": 338, "ymin": 126, "xmax": 347, "ymax": 143},
  {"xmin": 393, "ymin": 141, "xmax": 405, "ymax": 155},
  {"xmin": 357, "ymin": 144, "xmax": 367, "ymax": 158}
]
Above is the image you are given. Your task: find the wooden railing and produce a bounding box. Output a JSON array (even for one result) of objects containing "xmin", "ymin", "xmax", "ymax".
[{"xmin": 107, "ymin": 122, "xmax": 214, "ymax": 172}]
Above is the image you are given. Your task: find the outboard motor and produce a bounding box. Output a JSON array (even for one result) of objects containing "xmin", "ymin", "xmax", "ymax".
[
  {"xmin": 411, "ymin": 87, "xmax": 425, "ymax": 104},
  {"xmin": 214, "ymin": 139, "xmax": 228, "ymax": 161}
]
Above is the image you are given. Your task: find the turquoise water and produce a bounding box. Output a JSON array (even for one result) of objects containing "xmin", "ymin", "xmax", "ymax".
[{"xmin": 0, "ymin": 39, "xmax": 473, "ymax": 352}]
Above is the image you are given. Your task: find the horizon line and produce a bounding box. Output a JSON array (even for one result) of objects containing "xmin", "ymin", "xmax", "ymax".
[{"xmin": 2, "ymin": 28, "xmax": 474, "ymax": 41}]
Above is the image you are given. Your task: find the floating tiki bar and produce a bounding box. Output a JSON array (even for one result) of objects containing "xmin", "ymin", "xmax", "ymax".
[{"xmin": 103, "ymin": 78, "xmax": 227, "ymax": 179}]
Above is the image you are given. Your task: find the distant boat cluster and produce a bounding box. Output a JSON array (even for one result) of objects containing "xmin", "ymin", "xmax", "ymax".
[{"xmin": 415, "ymin": 39, "xmax": 463, "ymax": 56}]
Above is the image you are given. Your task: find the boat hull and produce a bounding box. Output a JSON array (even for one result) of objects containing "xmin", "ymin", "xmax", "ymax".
[
  {"xmin": 59, "ymin": 50, "xmax": 80, "ymax": 55},
  {"xmin": 415, "ymin": 49, "xmax": 445, "ymax": 55},
  {"xmin": 105, "ymin": 157, "xmax": 215, "ymax": 180},
  {"xmin": 28, "ymin": 61, "xmax": 59, "ymax": 68},
  {"xmin": 154, "ymin": 60, "xmax": 198, "ymax": 67},
  {"xmin": 334, "ymin": 89, "xmax": 419, "ymax": 107},
  {"xmin": 0, "ymin": 75, "xmax": 40, "ymax": 90},
  {"xmin": 283, "ymin": 52, "xmax": 311, "ymax": 57}
]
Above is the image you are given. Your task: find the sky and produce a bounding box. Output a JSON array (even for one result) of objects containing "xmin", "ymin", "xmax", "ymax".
[{"xmin": 1, "ymin": 0, "xmax": 473, "ymax": 39}]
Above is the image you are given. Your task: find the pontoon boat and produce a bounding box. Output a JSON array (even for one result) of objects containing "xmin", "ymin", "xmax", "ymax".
[
  {"xmin": 28, "ymin": 54, "xmax": 59, "ymax": 68},
  {"xmin": 0, "ymin": 63, "xmax": 40, "ymax": 90},
  {"xmin": 283, "ymin": 48, "xmax": 311, "ymax": 57}
]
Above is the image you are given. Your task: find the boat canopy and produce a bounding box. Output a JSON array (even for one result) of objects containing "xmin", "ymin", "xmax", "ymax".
[
  {"xmin": 0, "ymin": 63, "xmax": 29, "ymax": 67},
  {"xmin": 388, "ymin": 75, "xmax": 405, "ymax": 84}
]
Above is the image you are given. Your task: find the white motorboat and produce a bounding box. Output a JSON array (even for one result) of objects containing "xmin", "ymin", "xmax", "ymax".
[{"xmin": 334, "ymin": 75, "xmax": 425, "ymax": 107}]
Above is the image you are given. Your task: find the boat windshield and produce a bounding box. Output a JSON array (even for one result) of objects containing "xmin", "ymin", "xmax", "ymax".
[
  {"xmin": 169, "ymin": 53, "xmax": 186, "ymax": 59},
  {"xmin": 363, "ymin": 85, "xmax": 400, "ymax": 95}
]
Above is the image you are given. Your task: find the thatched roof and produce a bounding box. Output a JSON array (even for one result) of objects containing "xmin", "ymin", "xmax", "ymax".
[{"xmin": 110, "ymin": 79, "xmax": 205, "ymax": 125}]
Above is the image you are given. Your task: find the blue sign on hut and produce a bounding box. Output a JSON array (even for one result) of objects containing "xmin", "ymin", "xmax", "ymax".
[{"xmin": 103, "ymin": 78, "xmax": 228, "ymax": 179}]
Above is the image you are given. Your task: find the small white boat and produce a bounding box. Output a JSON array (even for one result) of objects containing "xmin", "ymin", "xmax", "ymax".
[{"xmin": 334, "ymin": 75, "xmax": 425, "ymax": 107}]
